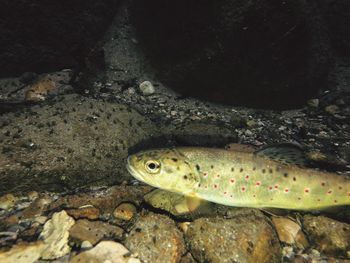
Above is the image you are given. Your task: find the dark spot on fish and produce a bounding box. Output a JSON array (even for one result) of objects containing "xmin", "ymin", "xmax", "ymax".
[
  {"xmin": 231, "ymin": 167, "xmax": 234, "ymax": 172},
  {"xmin": 183, "ymin": 175, "xmax": 188, "ymax": 180},
  {"xmin": 172, "ymin": 158, "xmax": 178, "ymax": 162},
  {"xmin": 269, "ymin": 169, "xmax": 273, "ymax": 174},
  {"xmin": 196, "ymin": 164, "xmax": 201, "ymax": 171},
  {"xmin": 253, "ymin": 167, "xmax": 256, "ymax": 171},
  {"xmin": 293, "ymin": 177, "xmax": 296, "ymax": 181},
  {"xmin": 262, "ymin": 169, "xmax": 266, "ymax": 174},
  {"xmin": 177, "ymin": 166, "xmax": 180, "ymax": 171},
  {"xmin": 211, "ymin": 165, "xmax": 214, "ymax": 169},
  {"xmin": 240, "ymin": 168, "xmax": 243, "ymax": 173},
  {"xmin": 198, "ymin": 183, "xmax": 201, "ymax": 187},
  {"xmin": 283, "ymin": 172, "xmax": 288, "ymax": 178}
]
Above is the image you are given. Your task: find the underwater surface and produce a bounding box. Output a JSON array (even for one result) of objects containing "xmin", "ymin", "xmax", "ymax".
[{"xmin": 0, "ymin": 0, "xmax": 350, "ymax": 262}]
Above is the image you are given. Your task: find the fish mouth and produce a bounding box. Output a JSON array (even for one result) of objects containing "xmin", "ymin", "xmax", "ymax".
[{"xmin": 126, "ymin": 156, "xmax": 144, "ymax": 182}]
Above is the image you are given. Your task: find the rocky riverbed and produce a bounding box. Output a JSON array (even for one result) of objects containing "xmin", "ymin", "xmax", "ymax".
[{"xmin": 1, "ymin": 0, "xmax": 350, "ymax": 262}]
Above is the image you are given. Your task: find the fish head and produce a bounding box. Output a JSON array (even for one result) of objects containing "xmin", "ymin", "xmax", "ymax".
[{"xmin": 126, "ymin": 148, "xmax": 200, "ymax": 195}]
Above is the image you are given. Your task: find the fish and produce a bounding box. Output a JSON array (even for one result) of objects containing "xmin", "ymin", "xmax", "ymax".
[{"xmin": 126, "ymin": 144, "xmax": 350, "ymax": 210}]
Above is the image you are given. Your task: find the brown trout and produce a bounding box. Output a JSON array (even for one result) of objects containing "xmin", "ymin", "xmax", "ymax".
[{"xmin": 126, "ymin": 145, "xmax": 350, "ymax": 210}]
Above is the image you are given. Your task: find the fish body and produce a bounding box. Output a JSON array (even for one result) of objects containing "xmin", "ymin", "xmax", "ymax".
[{"xmin": 126, "ymin": 147, "xmax": 350, "ymax": 210}]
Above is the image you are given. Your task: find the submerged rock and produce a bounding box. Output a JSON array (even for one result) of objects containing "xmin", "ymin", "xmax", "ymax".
[
  {"xmin": 69, "ymin": 219, "xmax": 124, "ymax": 245},
  {"xmin": 70, "ymin": 241, "xmax": 141, "ymax": 263},
  {"xmin": 125, "ymin": 212, "xmax": 185, "ymax": 263},
  {"xmin": 113, "ymin": 202, "xmax": 137, "ymax": 221},
  {"xmin": 272, "ymin": 217, "xmax": 309, "ymax": 249},
  {"xmin": 0, "ymin": 94, "xmax": 157, "ymax": 194},
  {"xmin": 303, "ymin": 215, "xmax": 350, "ymax": 258},
  {"xmin": 39, "ymin": 210, "xmax": 75, "ymax": 260},
  {"xmin": 0, "ymin": 241, "xmax": 46, "ymax": 263},
  {"xmin": 0, "ymin": 193, "xmax": 17, "ymax": 210},
  {"xmin": 185, "ymin": 213, "xmax": 281, "ymax": 263}
]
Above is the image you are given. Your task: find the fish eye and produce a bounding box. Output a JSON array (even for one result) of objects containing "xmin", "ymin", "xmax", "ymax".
[{"xmin": 145, "ymin": 160, "xmax": 160, "ymax": 173}]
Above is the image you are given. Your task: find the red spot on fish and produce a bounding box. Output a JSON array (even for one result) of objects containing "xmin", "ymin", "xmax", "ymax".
[
  {"xmin": 255, "ymin": 181, "xmax": 261, "ymax": 186},
  {"xmin": 348, "ymin": 192, "xmax": 350, "ymax": 196},
  {"xmin": 274, "ymin": 185, "xmax": 279, "ymax": 189},
  {"xmin": 304, "ymin": 188, "xmax": 310, "ymax": 193},
  {"xmin": 321, "ymin": 182, "xmax": 325, "ymax": 186},
  {"xmin": 241, "ymin": 187, "xmax": 246, "ymax": 192},
  {"xmin": 214, "ymin": 184, "xmax": 218, "ymax": 189},
  {"xmin": 327, "ymin": 190, "xmax": 332, "ymax": 194},
  {"xmin": 245, "ymin": 175, "xmax": 249, "ymax": 180},
  {"xmin": 268, "ymin": 186, "xmax": 273, "ymax": 190},
  {"xmin": 230, "ymin": 179, "xmax": 235, "ymax": 184},
  {"xmin": 224, "ymin": 191, "xmax": 227, "ymax": 195},
  {"xmin": 284, "ymin": 188, "xmax": 289, "ymax": 193}
]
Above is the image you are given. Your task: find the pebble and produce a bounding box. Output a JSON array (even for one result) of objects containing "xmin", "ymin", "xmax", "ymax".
[
  {"xmin": 139, "ymin": 81, "xmax": 155, "ymax": 96},
  {"xmin": 39, "ymin": 210, "xmax": 75, "ymax": 260},
  {"xmin": 307, "ymin": 99, "xmax": 319, "ymax": 108},
  {"xmin": 70, "ymin": 241, "xmax": 141, "ymax": 263},
  {"xmin": 303, "ymin": 215, "xmax": 350, "ymax": 258},
  {"xmin": 0, "ymin": 193, "xmax": 18, "ymax": 210},
  {"xmin": 125, "ymin": 212, "xmax": 185, "ymax": 263},
  {"xmin": 186, "ymin": 214, "xmax": 281, "ymax": 263},
  {"xmin": 69, "ymin": 219, "xmax": 123, "ymax": 245},
  {"xmin": 325, "ymin": 105, "xmax": 340, "ymax": 115},
  {"xmin": 21, "ymin": 196, "xmax": 52, "ymax": 220},
  {"xmin": 27, "ymin": 191, "xmax": 39, "ymax": 201},
  {"xmin": 0, "ymin": 241, "xmax": 46, "ymax": 263},
  {"xmin": 81, "ymin": 240, "xmax": 93, "ymax": 249},
  {"xmin": 33, "ymin": 215, "xmax": 48, "ymax": 225},
  {"xmin": 65, "ymin": 206, "xmax": 100, "ymax": 220},
  {"xmin": 272, "ymin": 217, "xmax": 308, "ymax": 249},
  {"xmin": 113, "ymin": 202, "xmax": 137, "ymax": 221}
]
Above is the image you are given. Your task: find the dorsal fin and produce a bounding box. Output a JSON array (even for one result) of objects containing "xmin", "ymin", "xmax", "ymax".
[{"xmin": 255, "ymin": 143, "xmax": 308, "ymax": 166}]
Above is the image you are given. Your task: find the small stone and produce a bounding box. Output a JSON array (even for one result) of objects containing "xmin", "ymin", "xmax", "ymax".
[
  {"xmin": 125, "ymin": 212, "xmax": 185, "ymax": 263},
  {"xmin": 244, "ymin": 129, "xmax": 253, "ymax": 136},
  {"xmin": 21, "ymin": 196, "xmax": 52, "ymax": 220},
  {"xmin": 66, "ymin": 206, "xmax": 100, "ymax": 220},
  {"xmin": 303, "ymin": 215, "xmax": 350, "ymax": 258},
  {"xmin": 0, "ymin": 241, "xmax": 45, "ymax": 263},
  {"xmin": 81, "ymin": 240, "xmax": 93, "ymax": 249},
  {"xmin": 70, "ymin": 241, "xmax": 140, "ymax": 263},
  {"xmin": 246, "ymin": 120, "xmax": 257, "ymax": 127},
  {"xmin": 325, "ymin": 105, "xmax": 340, "ymax": 115},
  {"xmin": 0, "ymin": 194, "xmax": 18, "ymax": 210},
  {"xmin": 307, "ymin": 99, "xmax": 319, "ymax": 108},
  {"xmin": 139, "ymin": 81, "xmax": 155, "ymax": 96},
  {"xmin": 33, "ymin": 216, "xmax": 48, "ymax": 225},
  {"xmin": 113, "ymin": 203, "xmax": 137, "ymax": 221},
  {"xmin": 39, "ymin": 210, "xmax": 75, "ymax": 260},
  {"xmin": 69, "ymin": 219, "xmax": 123, "ymax": 245},
  {"xmin": 27, "ymin": 191, "xmax": 39, "ymax": 201},
  {"xmin": 272, "ymin": 217, "xmax": 308, "ymax": 249}
]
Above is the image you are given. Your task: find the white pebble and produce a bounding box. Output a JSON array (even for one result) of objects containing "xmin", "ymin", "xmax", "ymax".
[{"xmin": 139, "ymin": 81, "xmax": 155, "ymax": 96}]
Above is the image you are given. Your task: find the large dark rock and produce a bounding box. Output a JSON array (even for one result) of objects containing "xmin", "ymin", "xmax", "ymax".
[
  {"xmin": 131, "ymin": 0, "xmax": 332, "ymax": 109},
  {"xmin": 0, "ymin": 94, "xmax": 156, "ymax": 194},
  {"xmin": 0, "ymin": 0, "xmax": 120, "ymax": 77}
]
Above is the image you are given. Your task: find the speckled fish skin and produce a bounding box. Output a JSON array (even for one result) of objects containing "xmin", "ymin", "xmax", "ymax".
[{"xmin": 126, "ymin": 147, "xmax": 350, "ymax": 210}]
